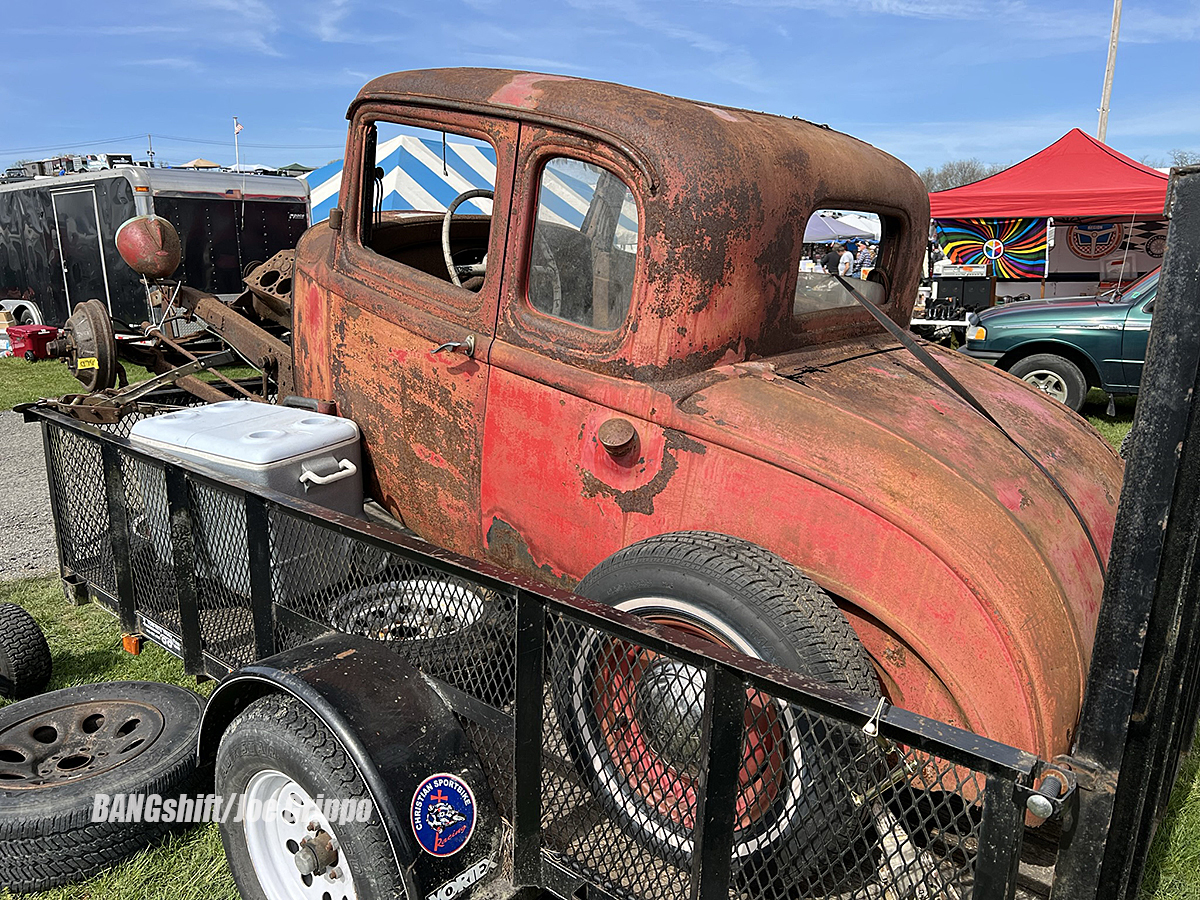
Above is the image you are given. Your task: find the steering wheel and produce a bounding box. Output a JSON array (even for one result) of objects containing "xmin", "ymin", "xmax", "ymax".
[{"xmin": 442, "ymin": 189, "xmax": 493, "ymax": 287}]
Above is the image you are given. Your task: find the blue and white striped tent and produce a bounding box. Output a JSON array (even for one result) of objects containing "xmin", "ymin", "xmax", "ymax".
[
  {"xmin": 304, "ymin": 135, "xmax": 638, "ymax": 249},
  {"xmin": 305, "ymin": 135, "xmax": 497, "ymax": 223}
]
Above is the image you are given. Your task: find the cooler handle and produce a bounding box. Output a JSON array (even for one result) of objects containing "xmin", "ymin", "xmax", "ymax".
[{"xmin": 299, "ymin": 459, "xmax": 357, "ymax": 486}]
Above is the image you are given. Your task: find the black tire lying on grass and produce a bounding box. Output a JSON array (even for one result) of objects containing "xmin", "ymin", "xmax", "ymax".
[
  {"xmin": 0, "ymin": 603, "xmax": 52, "ymax": 701},
  {"xmin": 0, "ymin": 681, "xmax": 204, "ymax": 893}
]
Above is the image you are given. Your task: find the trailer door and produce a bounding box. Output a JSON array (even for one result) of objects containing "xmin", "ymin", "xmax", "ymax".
[{"xmin": 51, "ymin": 187, "xmax": 111, "ymax": 313}]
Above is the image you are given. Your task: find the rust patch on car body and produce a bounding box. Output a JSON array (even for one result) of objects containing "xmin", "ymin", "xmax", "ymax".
[{"xmin": 484, "ymin": 517, "xmax": 577, "ymax": 589}]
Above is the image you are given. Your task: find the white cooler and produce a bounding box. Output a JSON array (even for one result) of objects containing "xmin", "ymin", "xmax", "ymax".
[{"xmin": 129, "ymin": 401, "xmax": 365, "ymax": 602}]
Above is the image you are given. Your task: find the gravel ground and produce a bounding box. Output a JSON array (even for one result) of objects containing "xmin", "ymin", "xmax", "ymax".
[{"xmin": 0, "ymin": 409, "xmax": 58, "ymax": 580}]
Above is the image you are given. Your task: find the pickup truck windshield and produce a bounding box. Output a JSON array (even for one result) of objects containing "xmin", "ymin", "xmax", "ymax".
[{"xmin": 1118, "ymin": 268, "xmax": 1159, "ymax": 304}]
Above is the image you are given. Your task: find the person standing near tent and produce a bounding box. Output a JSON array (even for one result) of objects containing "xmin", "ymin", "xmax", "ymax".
[
  {"xmin": 839, "ymin": 242, "xmax": 854, "ymax": 276},
  {"xmin": 822, "ymin": 243, "xmax": 843, "ymax": 274},
  {"xmin": 854, "ymin": 242, "xmax": 873, "ymax": 276}
]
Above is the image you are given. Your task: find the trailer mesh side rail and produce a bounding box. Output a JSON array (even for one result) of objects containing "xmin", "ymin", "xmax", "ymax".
[{"xmin": 33, "ymin": 406, "xmax": 1047, "ymax": 900}]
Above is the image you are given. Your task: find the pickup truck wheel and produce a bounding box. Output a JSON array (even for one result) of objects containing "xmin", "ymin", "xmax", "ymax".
[
  {"xmin": 1007, "ymin": 353, "xmax": 1088, "ymax": 411},
  {"xmin": 0, "ymin": 603, "xmax": 52, "ymax": 700},
  {"xmin": 216, "ymin": 693, "xmax": 407, "ymax": 900},
  {"xmin": 0, "ymin": 682, "xmax": 203, "ymax": 892},
  {"xmin": 555, "ymin": 532, "xmax": 880, "ymax": 892}
]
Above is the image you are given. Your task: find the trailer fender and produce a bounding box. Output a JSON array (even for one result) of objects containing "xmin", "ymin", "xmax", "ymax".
[{"xmin": 198, "ymin": 632, "xmax": 503, "ymax": 899}]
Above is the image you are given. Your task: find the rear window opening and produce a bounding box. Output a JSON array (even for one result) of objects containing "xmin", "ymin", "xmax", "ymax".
[
  {"xmin": 527, "ymin": 157, "xmax": 639, "ymax": 332},
  {"xmin": 794, "ymin": 209, "xmax": 887, "ymax": 316}
]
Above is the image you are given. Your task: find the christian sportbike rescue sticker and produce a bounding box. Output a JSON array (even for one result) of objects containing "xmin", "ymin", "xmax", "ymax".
[{"xmin": 411, "ymin": 773, "xmax": 476, "ymax": 857}]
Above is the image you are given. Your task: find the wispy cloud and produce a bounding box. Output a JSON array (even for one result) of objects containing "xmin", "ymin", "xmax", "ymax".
[
  {"xmin": 313, "ymin": 0, "xmax": 352, "ymax": 42},
  {"xmin": 566, "ymin": 0, "xmax": 772, "ymax": 91},
  {"xmin": 181, "ymin": 0, "xmax": 284, "ymax": 56},
  {"xmin": 460, "ymin": 53, "xmax": 592, "ymax": 73},
  {"xmin": 117, "ymin": 57, "xmax": 202, "ymax": 71},
  {"xmin": 721, "ymin": 0, "xmax": 1200, "ymax": 41},
  {"xmin": 850, "ymin": 93, "xmax": 1200, "ymax": 169}
]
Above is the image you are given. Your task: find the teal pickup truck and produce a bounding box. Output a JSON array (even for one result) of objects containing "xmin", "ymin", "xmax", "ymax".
[{"xmin": 959, "ymin": 267, "xmax": 1159, "ymax": 411}]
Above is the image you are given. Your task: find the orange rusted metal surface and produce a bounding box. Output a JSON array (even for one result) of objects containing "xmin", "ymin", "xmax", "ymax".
[{"xmin": 292, "ymin": 69, "xmax": 1122, "ymax": 761}]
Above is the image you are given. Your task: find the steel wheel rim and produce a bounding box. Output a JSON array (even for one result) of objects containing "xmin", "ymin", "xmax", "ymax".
[
  {"xmin": 1021, "ymin": 369, "xmax": 1070, "ymax": 403},
  {"xmin": 333, "ymin": 580, "xmax": 485, "ymax": 641},
  {"xmin": 243, "ymin": 769, "xmax": 359, "ymax": 900},
  {"xmin": 573, "ymin": 597, "xmax": 806, "ymax": 859},
  {"xmin": 0, "ymin": 699, "xmax": 164, "ymax": 789}
]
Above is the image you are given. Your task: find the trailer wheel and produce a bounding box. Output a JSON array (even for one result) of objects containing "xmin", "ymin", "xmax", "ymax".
[
  {"xmin": 216, "ymin": 693, "xmax": 405, "ymax": 900},
  {"xmin": 554, "ymin": 532, "xmax": 881, "ymax": 891},
  {"xmin": 0, "ymin": 682, "xmax": 204, "ymax": 892},
  {"xmin": 0, "ymin": 603, "xmax": 52, "ymax": 700}
]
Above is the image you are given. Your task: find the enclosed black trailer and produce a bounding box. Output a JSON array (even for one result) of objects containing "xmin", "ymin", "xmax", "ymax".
[{"xmin": 0, "ymin": 168, "xmax": 309, "ymax": 327}]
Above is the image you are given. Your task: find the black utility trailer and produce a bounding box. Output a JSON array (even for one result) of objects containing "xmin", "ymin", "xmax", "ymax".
[
  {"xmin": 0, "ymin": 168, "xmax": 308, "ymax": 327},
  {"xmin": 22, "ymin": 165, "xmax": 1200, "ymax": 900}
]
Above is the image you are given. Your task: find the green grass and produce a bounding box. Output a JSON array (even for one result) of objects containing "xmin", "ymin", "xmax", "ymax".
[
  {"xmin": 1142, "ymin": 748, "xmax": 1200, "ymax": 899},
  {"xmin": 1083, "ymin": 387, "xmax": 1137, "ymax": 450},
  {"xmin": 0, "ymin": 578, "xmax": 236, "ymax": 900},
  {"xmin": 0, "ymin": 356, "xmax": 261, "ymax": 412}
]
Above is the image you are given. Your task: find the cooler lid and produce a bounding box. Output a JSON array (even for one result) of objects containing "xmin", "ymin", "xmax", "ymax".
[{"xmin": 130, "ymin": 401, "xmax": 360, "ymax": 465}]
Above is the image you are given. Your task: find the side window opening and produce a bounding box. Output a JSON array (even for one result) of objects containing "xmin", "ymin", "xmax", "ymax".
[
  {"xmin": 359, "ymin": 121, "xmax": 497, "ymax": 293},
  {"xmin": 793, "ymin": 209, "xmax": 888, "ymax": 317},
  {"xmin": 528, "ymin": 158, "xmax": 638, "ymax": 331}
]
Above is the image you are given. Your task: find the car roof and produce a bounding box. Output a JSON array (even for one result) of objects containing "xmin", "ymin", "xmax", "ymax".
[{"xmin": 350, "ymin": 68, "xmax": 930, "ymax": 376}]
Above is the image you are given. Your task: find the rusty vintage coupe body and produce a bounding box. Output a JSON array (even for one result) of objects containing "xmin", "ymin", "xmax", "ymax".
[{"xmin": 291, "ymin": 69, "xmax": 1121, "ymax": 763}]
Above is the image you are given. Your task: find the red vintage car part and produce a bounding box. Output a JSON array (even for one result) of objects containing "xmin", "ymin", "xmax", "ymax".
[{"xmin": 292, "ymin": 69, "xmax": 1122, "ymax": 764}]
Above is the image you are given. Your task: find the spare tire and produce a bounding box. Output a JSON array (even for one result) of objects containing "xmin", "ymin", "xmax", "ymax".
[
  {"xmin": 328, "ymin": 577, "xmax": 515, "ymax": 706},
  {"xmin": 0, "ymin": 682, "xmax": 204, "ymax": 893},
  {"xmin": 554, "ymin": 532, "xmax": 882, "ymax": 895},
  {"xmin": 0, "ymin": 604, "xmax": 52, "ymax": 700}
]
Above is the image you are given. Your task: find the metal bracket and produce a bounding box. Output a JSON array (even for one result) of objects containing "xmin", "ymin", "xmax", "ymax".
[
  {"xmin": 1016, "ymin": 762, "xmax": 1078, "ymax": 822},
  {"xmin": 862, "ymin": 696, "xmax": 890, "ymax": 736}
]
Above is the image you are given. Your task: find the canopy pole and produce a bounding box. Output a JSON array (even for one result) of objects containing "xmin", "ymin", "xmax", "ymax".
[{"xmin": 1097, "ymin": 0, "xmax": 1122, "ymax": 143}]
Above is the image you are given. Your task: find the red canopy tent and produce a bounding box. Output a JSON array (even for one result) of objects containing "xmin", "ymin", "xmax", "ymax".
[{"xmin": 929, "ymin": 128, "xmax": 1169, "ymax": 219}]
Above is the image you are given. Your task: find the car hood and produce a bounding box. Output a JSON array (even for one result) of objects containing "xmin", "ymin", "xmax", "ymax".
[
  {"xmin": 979, "ymin": 295, "xmax": 1129, "ymax": 324},
  {"xmin": 668, "ymin": 334, "xmax": 1120, "ymax": 733}
]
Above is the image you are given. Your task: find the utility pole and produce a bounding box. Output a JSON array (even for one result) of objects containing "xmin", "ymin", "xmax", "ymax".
[
  {"xmin": 146, "ymin": 134, "xmax": 155, "ymax": 168},
  {"xmin": 233, "ymin": 116, "xmax": 242, "ymax": 173},
  {"xmin": 1097, "ymin": 0, "xmax": 1122, "ymax": 143}
]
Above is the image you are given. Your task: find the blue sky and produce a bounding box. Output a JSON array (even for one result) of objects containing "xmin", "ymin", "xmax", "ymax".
[{"xmin": 2, "ymin": 0, "xmax": 1197, "ymax": 174}]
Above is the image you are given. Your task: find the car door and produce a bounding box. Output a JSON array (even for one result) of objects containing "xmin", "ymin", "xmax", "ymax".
[
  {"xmin": 1121, "ymin": 292, "xmax": 1156, "ymax": 389},
  {"xmin": 480, "ymin": 129, "xmax": 655, "ymax": 585},
  {"xmin": 313, "ymin": 106, "xmax": 518, "ymax": 558}
]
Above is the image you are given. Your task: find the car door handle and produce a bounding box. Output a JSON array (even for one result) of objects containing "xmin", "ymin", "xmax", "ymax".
[{"xmin": 432, "ymin": 334, "xmax": 476, "ymax": 359}]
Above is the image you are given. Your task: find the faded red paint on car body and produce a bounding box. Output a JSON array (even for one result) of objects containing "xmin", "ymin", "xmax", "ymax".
[{"xmin": 292, "ymin": 69, "xmax": 1122, "ymax": 762}]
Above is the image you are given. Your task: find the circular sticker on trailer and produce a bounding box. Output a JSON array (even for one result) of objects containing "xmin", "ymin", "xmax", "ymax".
[{"xmin": 411, "ymin": 774, "xmax": 476, "ymax": 857}]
